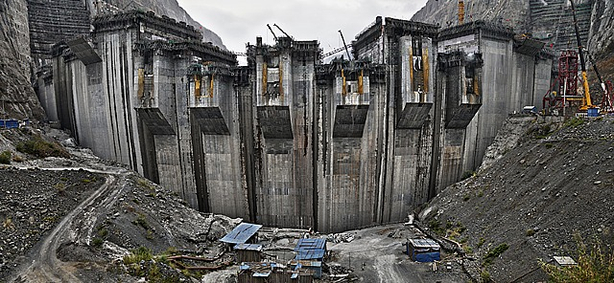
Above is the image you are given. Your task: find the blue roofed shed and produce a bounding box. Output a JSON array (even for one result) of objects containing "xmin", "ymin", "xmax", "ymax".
[
  {"xmin": 219, "ymin": 223, "xmax": 262, "ymax": 244},
  {"xmin": 234, "ymin": 243, "xmax": 263, "ymax": 262},
  {"xmin": 407, "ymin": 238, "xmax": 440, "ymax": 263}
]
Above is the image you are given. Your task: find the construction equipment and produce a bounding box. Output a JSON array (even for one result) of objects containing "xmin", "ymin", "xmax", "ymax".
[
  {"xmin": 273, "ymin": 24, "xmax": 292, "ymax": 39},
  {"xmin": 569, "ymin": 0, "xmax": 594, "ymax": 111},
  {"xmin": 338, "ymin": 30, "xmax": 352, "ymax": 63},
  {"xmin": 266, "ymin": 24, "xmax": 278, "ymax": 41}
]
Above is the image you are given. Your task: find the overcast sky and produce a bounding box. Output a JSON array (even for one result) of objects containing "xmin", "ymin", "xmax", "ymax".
[{"xmin": 177, "ymin": 0, "xmax": 429, "ymax": 53}]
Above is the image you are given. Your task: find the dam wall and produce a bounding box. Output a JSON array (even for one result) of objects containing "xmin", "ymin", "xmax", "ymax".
[{"xmin": 42, "ymin": 11, "xmax": 552, "ymax": 232}]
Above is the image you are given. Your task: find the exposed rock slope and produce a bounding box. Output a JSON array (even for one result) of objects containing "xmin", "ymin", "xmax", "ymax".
[
  {"xmin": 98, "ymin": 0, "xmax": 226, "ymax": 49},
  {"xmin": 0, "ymin": 0, "xmax": 45, "ymax": 120},
  {"xmin": 419, "ymin": 116, "xmax": 614, "ymax": 282}
]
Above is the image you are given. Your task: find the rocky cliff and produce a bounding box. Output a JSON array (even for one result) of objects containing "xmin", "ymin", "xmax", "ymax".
[
  {"xmin": 588, "ymin": 0, "xmax": 614, "ymax": 58},
  {"xmin": 412, "ymin": 0, "xmax": 614, "ymax": 90},
  {"xmin": 0, "ymin": 0, "xmax": 45, "ymax": 120},
  {"xmin": 412, "ymin": 0, "xmax": 605, "ymax": 54},
  {"xmin": 96, "ymin": 0, "xmax": 226, "ymax": 49}
]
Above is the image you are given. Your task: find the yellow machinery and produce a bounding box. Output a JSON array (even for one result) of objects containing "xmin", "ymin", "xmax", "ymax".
[{"xmin": 570, "ymin": 0, "xmax": 594, "ymax": 111}]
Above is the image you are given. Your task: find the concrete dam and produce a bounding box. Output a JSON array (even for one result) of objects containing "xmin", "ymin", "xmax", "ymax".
[{"xmin": 38, "ymin": 11, "xmax": 552, "ymax": 233}]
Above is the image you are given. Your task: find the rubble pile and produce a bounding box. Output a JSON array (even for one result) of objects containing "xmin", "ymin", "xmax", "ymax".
[{"xmin": 419, "ymin": 116, "xmax": 614, "ymax": 282}]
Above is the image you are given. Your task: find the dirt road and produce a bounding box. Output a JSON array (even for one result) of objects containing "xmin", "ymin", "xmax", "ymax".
[{"xmin": 10, "ymin": 168, "xmax": 127, "ymax": 283}]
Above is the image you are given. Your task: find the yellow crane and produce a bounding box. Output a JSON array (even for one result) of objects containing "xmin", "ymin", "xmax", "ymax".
[{"xmin": 569, "ymin": 0, "xmax": 594, "ymax": 111}]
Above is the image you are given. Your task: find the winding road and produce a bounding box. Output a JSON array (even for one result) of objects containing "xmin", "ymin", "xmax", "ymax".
[{"xmin": 10, "ymin": 167, "xmax": 128, "ymax": 283}]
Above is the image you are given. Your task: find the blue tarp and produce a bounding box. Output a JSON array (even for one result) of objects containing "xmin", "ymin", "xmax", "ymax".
[
  {"xmin": 219, "ymin": 223, "xmax": 262, "ymax": 244},
  {"xmin": 0, "ymin": 119, "xmax": 18, "ymax": 129},
  {"xmin": 413, "ymin": 252, "xmax": 440, "ymax": 263}
]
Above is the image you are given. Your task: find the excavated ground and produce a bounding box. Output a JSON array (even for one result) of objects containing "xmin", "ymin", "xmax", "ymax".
[
  {"xmin": 0, "ymin": 127, "xmax": 240, "ymax": 282},
  {"xmin": 419, "ymin": 115, "xmax": 614, "ymax": 282}
]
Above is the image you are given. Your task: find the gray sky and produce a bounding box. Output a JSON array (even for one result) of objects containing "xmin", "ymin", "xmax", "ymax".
[{"xmin": 177, "ymin": 0, "xmax": 429, "ymax": 53}]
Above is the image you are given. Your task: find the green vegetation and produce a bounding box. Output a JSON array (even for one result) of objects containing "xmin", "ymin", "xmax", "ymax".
[
  {"xmin": 483, "ymin": 243, "xmax": 509, "ymax": 266},
  {"xmin": 527, "ymin": 123, "xmax": 554, "ymax": 139},
  {"xmin": 463, "ymin": 193, "xmax": 471, "ymax": 201},
  {"xmin": 92, "ymin": 237, "xmax": 104, "ymax": 248},
  {"xmin": 137, "ymin": 178, "xmax": 155, "ymax": 191},
  {"xmin": 3, "ymin": 218, "xmax": 15, "ymax": 231},
  {"xmin": 545, "ymin": 143, "xmax": 554, "ymax": 149},
  {"xmin": 526, "ymin": 229, "xmax": 536, "ymax": 237},
  {"xmin": 54, "ymin": 182, "xmax": 66, "ymax": 194},
  {"xmin": 480, "ymin": 269, "xmax": 492, "ymax": 282},
  {"xmin": 133, "ymin": 213, "xmax": 149, "ymax": 230},
  {"xmin": 461, "ymin": 170, "xmax": 476, "ymax": 180},
  {"xmin": 16, "ymin": 135, "xmax": 70, "ymax": 158},
  {"xmin": 123, "ymin": 246, "xmax": 182, "ymax": 282},
  {"xmin": 564, "ymin": 117, "xmax": 584, "ymax": 128},
  {"xmin": 0, "ymin": 150, "xmax": 12, "ymax": 164},
  {"xmin": 541, "ymin": 234, "xmax": 614, "ymax": 282},
  {"xmin": 477, "ymin": 237, "xmax": 486, "ymax": 248},
  {"xmin": 428, "ymin": 219, "xmax": 445, "ymax": 236},
  {"xmin": 124, "ymin": 246, "xmax": 153, "ymax": 265}
]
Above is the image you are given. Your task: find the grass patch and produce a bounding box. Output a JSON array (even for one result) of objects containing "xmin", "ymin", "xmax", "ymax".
[
  {"xmin": 564, "ymin": 117, "xmax": 584, "ymax": 128},
  {"xmin": 92, "ymin": 237, "xmax": 104, "ymax": 248},
  {"xmin": 480, "ymin": 269, "xmax": 492, "ymax": 282},
  {"xmin": 428, "ymin": 219, "xmax": 445, "ymax": 236},
  {"xmin": 0, "ymin": 151, "xmax": 12, "ymax": 164},
  {"xmin": 16, "ymin": 135, "xmax": 70, "ymax": 158},
  {"xmin": 526, "ymin": 229, "xmax": 536, "ymax": 237},
  {"xmin": 54, "ymin": 182, "xmax": 66, "ymax": 194},
  {"xmin": 137, "ymin": 178, "xmax": 155, "ymax": 191},
  {"xmin": 461, "ymin": 171, "xmax": 476, "ymax": 180},
  {"xmin": 124, "ymin": 246, "xmax": 153, "ymax": 265},
  {"xmin": 541, "ymin": 234, "xmax": 614, "ymax": 282},
  {"xmin": 477, "ymin": 237, "xmax": 486, "ymax": 248},
  {"xmin": 483, "ymin": 243, "xmax": 509, "ymax": 266},
  {"xmin": 3, "ymin": 218, "xmax": 15, "ymax": 230},
  {"xmin": 133, "ymin": 213, "xmax": 149, "ymax": 230}
]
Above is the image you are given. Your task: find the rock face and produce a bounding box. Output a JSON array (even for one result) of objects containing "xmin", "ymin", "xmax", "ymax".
[
  {"xmin": 0, "ymin": 0, "xmax": 45, "ymax": 120},
  {"xmin": 413, "ymin": 0, "xmax": 602, "ymax": 53},
  {"xmin": 96, "ymin": 0, "xmax": 226, "ymax": 49},
  {"xmin": 412, "ymin": 0, "xmax": 530, "ymax": 31},
  {"xmin": 588, "ymin": 0, "xmax": 614, "ymax": 58}
]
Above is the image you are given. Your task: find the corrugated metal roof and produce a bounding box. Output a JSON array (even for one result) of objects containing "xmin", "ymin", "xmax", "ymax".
[
  {"xmin": 295, "ymin": 249, "xmax": 325, "ymax": 260},
  {"xmin": 219, "ymin": 223, "xmax": 262, "ymax": 244},
  {"xmin": 408, "ymin": 238, "xmax": 440, "ymax": 249},
  {"xmin": 294, "ymin": 238, "xmax": 326, "ymax": 251},
  {"xmin": 234, "ymin": 243, "xmax": 263, "ymax": 251}
]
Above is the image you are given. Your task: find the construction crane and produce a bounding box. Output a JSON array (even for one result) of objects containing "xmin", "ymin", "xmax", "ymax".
[
  {"xmin": 273, "ymin": 24, "xmax": 292, "ymax": 39},
  {"xmin": 266, "ymin": 24, "xmax": 278, "ymax": 41},
  {"xmin": 338, "ymin": 30, "xmax": 352, "ymax": 63},
  {"xmin": 569, "ymin": 0, "xmax": 594, "ymax": 111}
]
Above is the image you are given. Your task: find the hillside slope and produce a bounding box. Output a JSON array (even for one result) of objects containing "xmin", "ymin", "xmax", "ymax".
[{"xmin": 419, "ymin": 116, "xmax": 614, "ymax": 281}]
